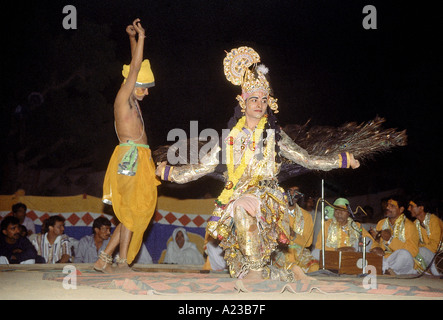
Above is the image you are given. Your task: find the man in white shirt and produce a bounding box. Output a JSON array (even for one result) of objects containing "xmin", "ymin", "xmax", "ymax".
[{"xmin": 32, "ymin": 216, "xmax": 71, "ymax": 263}]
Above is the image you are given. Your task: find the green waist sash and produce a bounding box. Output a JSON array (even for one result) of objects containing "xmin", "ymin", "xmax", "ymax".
[{"xmin": 118, "ymin": 141, "xmax": 150, "ymax": 176}]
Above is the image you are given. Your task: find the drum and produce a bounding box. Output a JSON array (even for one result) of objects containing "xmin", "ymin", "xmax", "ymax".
[{"xmin": 320, "ymin": 251, "xmax": 383, "ymax": 275}]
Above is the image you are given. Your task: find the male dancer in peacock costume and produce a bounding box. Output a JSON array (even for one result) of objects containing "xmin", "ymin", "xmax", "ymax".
[{"xmin": 155, "ymin": 47, "xmax": 406, "ymax": 281}]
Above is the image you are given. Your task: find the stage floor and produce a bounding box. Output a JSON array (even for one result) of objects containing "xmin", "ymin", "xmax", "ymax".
[{"xmin": 1, "ymin": 263, "xmax": 442, "ymax": 300}]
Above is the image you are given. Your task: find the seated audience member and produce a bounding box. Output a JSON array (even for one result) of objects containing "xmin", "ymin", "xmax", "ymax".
[
  {"xmin": 75, "ymin": 216, "xmax": 153, "ymax": 265},
  {"xmin": 370, "ymin": 195, "xmax": 419, "ymax": 275},
  {"xmin": 203, "ymin": 236, "xmax": 227, "ymax": 271},
  {"xmin": 74, "ymin": 217, "xmax": 111, "ymax": 263},
  {"xmin": 12, "ymin": 203, "xmax": 35, "ymax": 236},
  {"xmin": 0, "ymin": 216, "xmax": 38, "ymax": 264},
  {"xmin": 32, "ymin": 215, "xmax": 71, "ymax": 263},
  {"xmin": 312, "ymin": 198, "xmax": 380, "ymax": 260},
  {"xmin": 408, "ymin": 196, "xmax": 443, "ymax": 275},
  {"xmin": 164, "ymin": 227, "xmax": 205, "ymax": 265}
]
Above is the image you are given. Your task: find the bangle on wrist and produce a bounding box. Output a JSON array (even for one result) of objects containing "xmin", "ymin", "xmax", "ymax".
[
  {"xmin": 162, "ymin": 165, "xmax": 173, "ymax": 181},
  {"xmin": 339, "ymin": 152, "xmax": 350, "ymax": 169},
  {"xmin": 164, "ymin": 165, "xmax": 170, "ymax": 181}
]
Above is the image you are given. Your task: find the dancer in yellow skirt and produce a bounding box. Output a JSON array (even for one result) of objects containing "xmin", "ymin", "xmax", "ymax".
[{"xmin": 93, "ymin": 18, "xmax": 160, "ymax": 273}]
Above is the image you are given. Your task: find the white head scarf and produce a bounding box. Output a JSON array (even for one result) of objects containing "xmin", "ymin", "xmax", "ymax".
[{"xmin": 163, "ymin": 227, "xmax": 205, "ymax": 265}]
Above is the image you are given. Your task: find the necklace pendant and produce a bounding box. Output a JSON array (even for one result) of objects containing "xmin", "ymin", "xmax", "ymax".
[{"xmin": 225, "ymin": 181, "xmax": 234, "ymax": 190}]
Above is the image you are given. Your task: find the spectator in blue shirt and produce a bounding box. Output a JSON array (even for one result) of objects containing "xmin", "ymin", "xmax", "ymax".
[{"xmin": 74, "ymin": 217, "xmax": 112, "ymax": 263}]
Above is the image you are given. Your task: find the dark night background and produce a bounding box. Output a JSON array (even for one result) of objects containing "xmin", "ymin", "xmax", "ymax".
[{"xmin": 0, "ymin": 1, "xmax": 441, "ymax": 211}]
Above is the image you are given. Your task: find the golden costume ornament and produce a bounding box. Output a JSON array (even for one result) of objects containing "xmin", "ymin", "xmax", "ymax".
[{"xmin": 223, "ymin": 46, "xmax": 279, "ymax": 113}]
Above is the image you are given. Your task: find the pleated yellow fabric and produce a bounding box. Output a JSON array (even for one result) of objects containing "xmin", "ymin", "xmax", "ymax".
[{"xmin": 102, "ymin": 143, "xmax": 160, "ymax": 264}]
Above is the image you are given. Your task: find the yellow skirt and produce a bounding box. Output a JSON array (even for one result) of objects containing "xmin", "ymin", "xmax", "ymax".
[{"xmin": 103, "ymin": 143, "xmax": 160, "ymax": 264}]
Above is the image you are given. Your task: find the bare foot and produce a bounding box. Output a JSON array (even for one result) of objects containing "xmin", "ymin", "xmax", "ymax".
[
  {"xmin": 291, "ymin": 265, "xmax": 315, "ymax": 280},
  {"xmin": 93, "ymin": 259, "xmax": 113, "ymax": 273}
]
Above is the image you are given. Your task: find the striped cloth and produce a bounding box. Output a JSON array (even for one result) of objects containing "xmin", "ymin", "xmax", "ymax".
[{"xmin": 32, "ymin": 233, "xmax": 71, "ymax": 264}]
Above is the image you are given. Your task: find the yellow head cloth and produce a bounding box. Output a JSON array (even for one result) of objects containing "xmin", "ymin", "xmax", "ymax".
[{"xmin": 122, "ymin": 59, "xmax": 155, "ymax": 88}]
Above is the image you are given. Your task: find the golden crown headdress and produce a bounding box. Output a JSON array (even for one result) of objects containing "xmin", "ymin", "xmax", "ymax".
[{"xmin": 223, "ymin": 46, "xmax": 278, "ymax": 113}]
